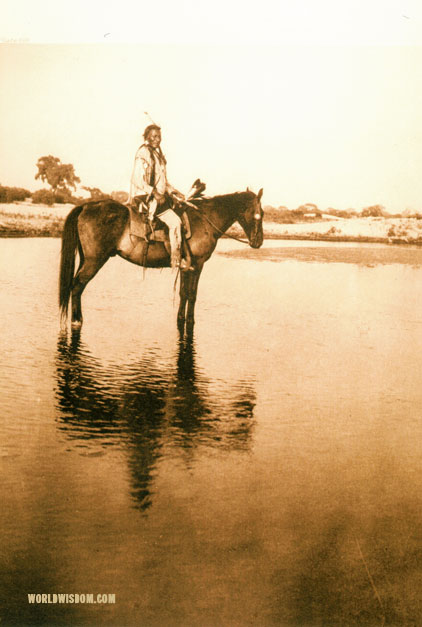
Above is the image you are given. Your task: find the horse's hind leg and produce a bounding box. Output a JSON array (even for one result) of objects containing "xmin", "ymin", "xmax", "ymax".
[{"xmin": 71, "ymin": 255, "xmax": 109, "ymax": 326}]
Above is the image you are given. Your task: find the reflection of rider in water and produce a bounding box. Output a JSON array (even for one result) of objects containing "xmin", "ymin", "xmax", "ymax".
[{"xmin": 129, "ymin": 124, "xmax": 190, "ymax": 270}]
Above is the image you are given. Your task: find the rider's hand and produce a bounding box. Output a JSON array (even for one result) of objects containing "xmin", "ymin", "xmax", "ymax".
[{"xmin": 173, "ymin": 190, "xmax": 185, "ymax": 201}]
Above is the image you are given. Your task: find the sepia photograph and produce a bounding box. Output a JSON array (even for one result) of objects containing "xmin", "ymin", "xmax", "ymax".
[{"xmin": 1, "ymin": 1, "xmax": 422, "ymax": 625}]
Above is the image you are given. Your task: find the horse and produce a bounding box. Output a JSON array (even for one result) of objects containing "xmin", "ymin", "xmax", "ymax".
[{"xmin": 59, "ymin": 186, "xmax": 264, "ymax": 334}]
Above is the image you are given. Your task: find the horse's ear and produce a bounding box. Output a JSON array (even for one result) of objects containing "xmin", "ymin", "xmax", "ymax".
[
  {"xmin": 246, "ymin": 187, "xmax": 250, "ymax": 192},
  {"xmin": 257, "ymin": 188, "xmax": 263, "ymax": 200}
]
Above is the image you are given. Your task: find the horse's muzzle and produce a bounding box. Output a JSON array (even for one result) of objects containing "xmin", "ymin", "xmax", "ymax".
[{"xmin": 249, "ymin": 229, "xmax": 264, "ymax": 249}]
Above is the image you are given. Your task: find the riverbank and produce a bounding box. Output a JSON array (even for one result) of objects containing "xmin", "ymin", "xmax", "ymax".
[
  {"xmin": 2, "ymin": 201, "xmax": 422, "ymax": 244},
  {"xmin": 231, "ymin": 214, "xmax": 422, "ymax": 245},
  {"xmin": 0, "ymin": 202, "xmax": 70, "ymax": 237}
]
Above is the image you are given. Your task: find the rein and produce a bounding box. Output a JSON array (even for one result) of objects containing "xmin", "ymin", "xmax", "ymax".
[{"xmin": 193, "ymin": 205, "xmax": 251, "ymax": 246}]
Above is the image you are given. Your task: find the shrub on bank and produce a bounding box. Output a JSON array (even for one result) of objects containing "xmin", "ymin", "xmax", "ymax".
[
  {"xmin": 52, "ymin": 191, "xmax": 69, "ymax": 204},
  {"xmin": 263, "ymin": 204, "xmax": 324, "ymax": 224},
  {"xmin": 31, "ymin": 189, "xmax": 56, "ymax": 206},
  {"xmin": 0, "ymin": 185, "xmax": 32, "ymax": 203},
  {"xmin": 362, "ymin": 205, "xmax": 385, "ymax": 218},
  {"xmin": 326, "ymin": 208, "xmax": 358, "ymax": 218}
]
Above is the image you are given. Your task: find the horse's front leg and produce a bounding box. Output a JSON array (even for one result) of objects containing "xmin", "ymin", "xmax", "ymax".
[
  {"xmin": 185, "ymin": 266, "xmax": 203, "ymax": 334},
  {"xmin": 177, "ymin": 271, "xmax": 189, "ymax": 333}
]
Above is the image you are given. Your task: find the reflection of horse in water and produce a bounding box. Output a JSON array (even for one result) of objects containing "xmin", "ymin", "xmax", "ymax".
[
  {"xmin": 55, "ymin": 332, "xmax": 256, "ymax": 511},
  {"xmin": 59, "ymin": 187, "xmax": 264, "ymax": 334}
]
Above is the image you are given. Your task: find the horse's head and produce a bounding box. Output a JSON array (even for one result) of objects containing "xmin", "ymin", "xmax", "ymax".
[{"xmin": 237, "ymin": 188, "xmax": 264, "ymax": 249}]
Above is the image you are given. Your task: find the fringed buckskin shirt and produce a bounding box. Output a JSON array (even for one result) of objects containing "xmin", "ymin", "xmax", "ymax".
[{"xmin": 129, "ymin": 144, "xmax": 177, "ymax": 201}]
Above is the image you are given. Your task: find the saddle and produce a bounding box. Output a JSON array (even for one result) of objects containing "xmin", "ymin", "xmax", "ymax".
[
  {"xmin": 127, "ymin": 178, "xmax": 206, "ymax": 243},
  {"xmin": 128, "ymin": 202, "xmax": 191, "ymax": 242}
]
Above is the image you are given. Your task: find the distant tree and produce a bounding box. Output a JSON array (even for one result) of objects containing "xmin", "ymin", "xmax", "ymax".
[
  {"xmin": 294, "ymin": 203, "xmax": 322, "ymax": 219},
  {"xmin": 294, "ymin": 203, "xmax": 321, "ymax": 218},
  {"xmin": 262, "ymin": 205, "xmax": 295, "ymax": 224},
  {"xmin": 82, "ymin": 186, "xmax": 110, "ymax": 201},
  {"xmin": 35, "ymin": 155, "xmax": 81, "ymax": 195},
  {"xmin": 361, "ymin": 204, "xmax": 385, "ymax": 218},
  {"xmin": 298, "ymin": 203, "xmax": 319, "ymax": 212}
]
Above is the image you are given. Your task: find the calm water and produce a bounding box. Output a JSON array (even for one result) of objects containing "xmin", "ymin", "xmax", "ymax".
[{"xmin": 1, "ymin": 238, "xmax": 422, "ymax": 626}]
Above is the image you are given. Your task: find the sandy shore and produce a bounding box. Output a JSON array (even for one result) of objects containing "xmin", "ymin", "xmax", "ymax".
[
  {"xmin": 231, "ymin": 215, "xmax": 422, "ymax": 245},
  {"xmin": 1, "ymin": 201, "xmax": 422, "ymax": 244}
]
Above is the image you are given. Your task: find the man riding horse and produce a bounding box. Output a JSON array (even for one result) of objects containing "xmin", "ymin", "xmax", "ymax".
[
  {"xmin": 129, "ymin": 123, "xmax": 192, "ymax": 271},
  {"xmin": 59, "ymin": 119, "xmax": 264, "ymax": 333}
]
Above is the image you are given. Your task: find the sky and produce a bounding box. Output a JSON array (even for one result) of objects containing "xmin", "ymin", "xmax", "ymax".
[{"xmin": 1, "ymin": 1, "xmax": 422, "ymax": 212}]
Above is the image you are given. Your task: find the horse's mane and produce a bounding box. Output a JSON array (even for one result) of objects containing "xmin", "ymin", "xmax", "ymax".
[{"xmin": 193, "ymin": 190, "xmax": 255, "ymax": 209}]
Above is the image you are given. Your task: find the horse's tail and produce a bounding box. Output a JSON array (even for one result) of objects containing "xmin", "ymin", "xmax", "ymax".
[{"xmin": 59, "ymin": 205, "xmax": 84, "ymax": 321}]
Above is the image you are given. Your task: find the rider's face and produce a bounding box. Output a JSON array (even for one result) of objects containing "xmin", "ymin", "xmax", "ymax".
[{"xmin": 147, "ymin": 129, "xmax": 161, "ymax": 148}]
